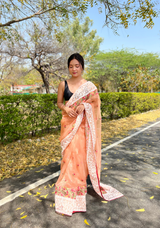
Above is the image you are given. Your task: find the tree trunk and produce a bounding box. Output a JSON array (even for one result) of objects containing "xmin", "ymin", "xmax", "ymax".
[{"xmin": 38, "ymin": 69, "xmax": 50, "ymax": 94}]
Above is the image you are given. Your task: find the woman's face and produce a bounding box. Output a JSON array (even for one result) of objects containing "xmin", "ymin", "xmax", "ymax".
[{"xmin": 68, "ymin": 59, "xmax": 83, "ymax": 78}]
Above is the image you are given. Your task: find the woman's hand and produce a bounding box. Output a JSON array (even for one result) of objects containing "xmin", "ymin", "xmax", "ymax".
[
  {"xmin": 65, "ymin": 107, "xmax": 77, "ymax": 118},
  {"xmin": 75, "ymin": 104, "xmax": 85, "ymax": 115}
]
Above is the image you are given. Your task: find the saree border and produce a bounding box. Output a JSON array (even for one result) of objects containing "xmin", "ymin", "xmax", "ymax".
[
  {"xmin": 66, "ymin": 81, "xmax": 97, "ymax": 107},
  {"xmin": 55, "ymin": 194, "xmax": 86, "ymax": 216},
  {"xmin": 84, "ymin": 103, "xmax": 124, "ymax": 201}
]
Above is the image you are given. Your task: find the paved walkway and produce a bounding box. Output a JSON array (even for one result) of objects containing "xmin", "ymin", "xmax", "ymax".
[{"xmin": 0, "ymin": 119, "xmax": 160, "ymax": 228}]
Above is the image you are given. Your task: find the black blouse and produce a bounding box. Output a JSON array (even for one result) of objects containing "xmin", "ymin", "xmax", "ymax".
[{"xmin": 64, "ymin": 80, "xmax": 73, "ymax": 101}]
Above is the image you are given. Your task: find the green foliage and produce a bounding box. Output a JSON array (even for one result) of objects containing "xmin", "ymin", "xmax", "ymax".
[
  {"xmin": 100, "ymin": 92, "xmax": 160, "ymax": 120},
  {"xmin": 120, "ymin": 66, "xmax": 160, "ymax": 92},
  {"xmin": 1, "ymin": 0, "xmax": 158, "ymax": 41},
  {"xmin": 18, "ymin": 69, "xmax": 43, "ymax": 85},
  {"xmin": 57, "ymin": 17, "xmax": 103, "ymax": 61},
  {"xmin": 0, "ymin": 0, "xmax": 94, "ymax": 40},
  {"xmin": 1, "ymin": 92, "xmax": 160, "ymax": 143},
  {"xmin": 99, "ymin": 0, "xmax": 158, "ymax": 32},
  {"xmin": 0, "ymin": 94, "xmax": 61, "ymax": 143},
  {"xmin": 86, "ymin": 49, "xmax": 160, "ymax": 92}
]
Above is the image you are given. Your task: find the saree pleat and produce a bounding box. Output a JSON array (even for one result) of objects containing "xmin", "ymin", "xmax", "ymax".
[{"xmin": 55, "ymin": 81, "xmax": 123, "ymax": 216}]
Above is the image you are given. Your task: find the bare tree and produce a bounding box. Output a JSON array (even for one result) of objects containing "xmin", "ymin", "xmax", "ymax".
[{"xmin": 0, "ymin": 24, "xmax": 69, "ymax": 93}]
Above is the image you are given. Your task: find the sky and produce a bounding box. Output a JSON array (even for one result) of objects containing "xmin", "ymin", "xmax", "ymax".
[{"xmin": 85, "ymin": 4, "xmax": 160, "ymax": 55}]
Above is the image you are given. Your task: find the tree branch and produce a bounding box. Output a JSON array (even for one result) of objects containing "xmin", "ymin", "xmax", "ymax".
[{"xmin": 0, "ymin": 7, "xmax": 57, "ymax": 27}]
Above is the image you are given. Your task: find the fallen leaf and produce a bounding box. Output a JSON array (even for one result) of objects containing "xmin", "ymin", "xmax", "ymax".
[
  {"xmin": 19, "ymin": 195, "xmax": 24, "ymax": 197},
  {"xmin": 35, "ymin": 169, "xmax": 44, "ymax": 173},
  {"xmin": 84, "ymin": 219, "xmax": 90, "ymax": 226},
  {"xmin": 49, "ymin": 183, "xmax": 55, "ymax": 188},
  {"xmin": 136, "ymin": 208, "xmax": 145, "ymax": 212},
  {"xmin": 150, "ymin": 196, "xmax": 154, "ymax": 199},
  {"xmin": 28, "ymin": 192, "xmax": 32, "ymax": 196},
  {"xmin": 40, "ymin": 194, "xmax": 48, "ymax": 198},
  {"xmin": 20, "ymin": 212, "xmax": 25, "ymax": 215},
  {"xmin": 123, "ymin": 178, "xmax": 129, "ymax": 180},
  {"xmin": 34, "ymin": 192, "xmax": 41, "ymax": 197},
  {"xmin": 105, "ymin": 175, "xmax": 107, "ymax": 177},
  {"xmin": 104, "ymin": 168, "xmax": 108, "ymax": 170},
  {"xmin": 16, "ymin": 208, "xmax": 21, "ymax": 210},
  {"xmin": 6, "ymin": 191, "xmax": 11, "ymax": 193},
  {"xmin": 108, "ymin": 217, "xmax": 111, "ymax": 221},
  {"xmin": 44, "ymin": 185, "xmax": 47, "ymax": 189},
  {"xmin": 53, "ymin": 203, "xmax": 55, "ymax": 207},
  {"xmin": 156, "ymin": 185, "xmax": 160, "ymax": 188},
  {"xmin": 120, "ymin": 180, "xmax": 126, "ymax": 182},
  {"xmin": 101, "ymin": 201, "xmax": 108, "ymax": 203},
  {"xmin": 153, "ymin": 172, "xmax": 158, "ymax": 175},
  {"xmin": 36, "ymin": 199, "xmax": 42, "ymax": 202},
  {"xmin": 52, "ymin": 191, "xmax": 55, "ymax": 194},
  {"xmin": 20, "ymin": 215, "xmax": 27, "ymax": 219}
]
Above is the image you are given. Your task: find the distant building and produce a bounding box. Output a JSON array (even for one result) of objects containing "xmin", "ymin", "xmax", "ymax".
[{"xmin": 10, "ymin": 84, "xmax": 56, "ymax": 95}]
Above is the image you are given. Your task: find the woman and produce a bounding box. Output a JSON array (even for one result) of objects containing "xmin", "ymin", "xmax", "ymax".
[{"xmin": 55, "ymin": 53, "xmax": 123, "ymax": 216}]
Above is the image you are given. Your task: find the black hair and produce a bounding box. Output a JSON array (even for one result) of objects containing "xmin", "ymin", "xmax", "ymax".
[{"xmin": 68, "ymin": 53, "xmax": 84, "ymax": 70}]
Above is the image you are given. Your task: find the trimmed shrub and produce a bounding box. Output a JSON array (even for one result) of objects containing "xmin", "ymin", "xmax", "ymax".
[{"xmin": 1, "ymin": 92, "xmax": 160, "ymax": 143}]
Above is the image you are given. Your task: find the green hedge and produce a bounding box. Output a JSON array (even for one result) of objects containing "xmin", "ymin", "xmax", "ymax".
[
  {"xmin": 100, "ymin": 92, "xmax": 160, "ymax": 119},
  {"xmin": 0, "ymin": 94, "xmax": 61, "ymax": 143},
  {"xmin": 0, "ymin": 92, "xmax": 160, "ymax": 143}
]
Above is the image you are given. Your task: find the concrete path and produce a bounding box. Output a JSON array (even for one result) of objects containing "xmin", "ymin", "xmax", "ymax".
[{"xmin": 0, "ymin": 118, "xmax": 160, "ymax": 228}]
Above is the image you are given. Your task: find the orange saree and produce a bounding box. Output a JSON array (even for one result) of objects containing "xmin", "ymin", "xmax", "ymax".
[{"xmin": 55, "ymin": 81, "xmax": 123, "ymax": 216}]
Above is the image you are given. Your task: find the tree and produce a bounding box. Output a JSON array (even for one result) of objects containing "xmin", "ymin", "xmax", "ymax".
[
  {"xmin": 86, "ymin": 49, "xmax": 160, "ymax": 92},
  {"xmin": 57, "ymin": 17, "xmax": 103, "ymax": 62},
  {"xmin": 99, "ymin": 0, "xmax": 159, "ymax": 33},
  {"xmin": 0, "ymin": 17, "xmax": 103, "ymax": 93},
  {"xmin": 0, "ymin": 0, "xmax": 95, "ymax": 28},
  {"xmin": 120, "ymin": 67, "xmax": 160, "ymax": 92},
  {"xmin": 0, "ymin": 0, "xmax": 159, "ymax": 40},
  {"xmin": 18, "ymin": 69, "xmax": 43, "ymax": 86},
  {"xmin": 0, "ymin": 24, "xmax": 67, "ymax": 93}
]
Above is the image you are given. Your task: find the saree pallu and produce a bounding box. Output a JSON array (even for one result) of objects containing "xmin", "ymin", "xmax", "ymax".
[{"xmin": 55, "ymin": 81, "xmax": 123, "ymax": 216}]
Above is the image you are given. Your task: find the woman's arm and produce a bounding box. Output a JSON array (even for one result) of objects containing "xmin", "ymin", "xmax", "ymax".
[{"xmin": 57, "ymin": 81, "xmax": 66, "ymax": 112}]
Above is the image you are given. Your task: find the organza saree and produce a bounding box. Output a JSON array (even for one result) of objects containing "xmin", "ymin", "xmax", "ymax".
[{"xmin": 55, "ymin": 81, "xmax": 123, "ymax": 216}]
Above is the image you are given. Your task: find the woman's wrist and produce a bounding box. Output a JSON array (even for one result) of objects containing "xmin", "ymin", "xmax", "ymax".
[{"xmin": 62, "ymin": 104, "xmax": 67, "ymax": 112}]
